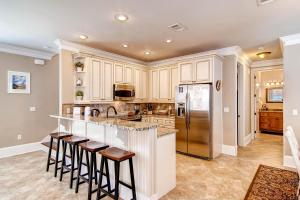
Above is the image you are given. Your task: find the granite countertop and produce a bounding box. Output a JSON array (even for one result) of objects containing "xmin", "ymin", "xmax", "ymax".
[
  {"xmin": 50, "ymin": 114, "xmax": 158, "ymax": 131},
  {"xmin": 142, "ymin": 114, "xmax": 175, "ymax": 119},
  {"xmin": 157, "ymin": 127, "xmax": 178, "ymax": 137}
]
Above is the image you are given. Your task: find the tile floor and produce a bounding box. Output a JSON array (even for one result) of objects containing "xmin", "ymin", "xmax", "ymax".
[{"xmin": 0, "ymin": 133, "xmax": 284, "ymax": 200}]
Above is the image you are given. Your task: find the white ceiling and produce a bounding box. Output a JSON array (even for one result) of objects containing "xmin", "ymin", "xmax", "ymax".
[{"xmin": 0, "ymin": 0, "xmax": 300, "ymax": 62}]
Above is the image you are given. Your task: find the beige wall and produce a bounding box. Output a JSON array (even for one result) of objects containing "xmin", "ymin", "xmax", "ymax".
[
  {"xmin": 222, "ymin": 55, "xmax": 237, "ymax": 146},
  {"xmin": 257, "ymin": 70, "xmax": 283, "ymax": 110},
  {"xmin": 0, "ymin": 52, "xmax": 59, "ymax": 148},
  {"xmin": 283, "ymin": 44, "xmax": 300, "ymax": 156},
  {"xmin": 60, "ymin": 49, "xmax": 74, "ymax": 105}
]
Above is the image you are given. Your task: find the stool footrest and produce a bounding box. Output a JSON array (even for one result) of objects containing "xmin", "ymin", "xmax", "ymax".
[{"xmin": 119, "ymin": 180, "xmax": 133, "ymax": 189}]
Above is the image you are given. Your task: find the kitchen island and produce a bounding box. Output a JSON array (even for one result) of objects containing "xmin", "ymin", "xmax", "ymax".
[{"xmin": 49, "ymin": 114, "xmax": 176, "ymax": 200}]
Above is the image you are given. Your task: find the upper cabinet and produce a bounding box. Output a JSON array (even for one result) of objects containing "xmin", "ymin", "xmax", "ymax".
[
  {"xmin": 114, "ymin": 63, "xmax": 124, "ymax": 84},
  {"xmin": 124, "ymin": 65, "xmax": 133, "ymax": 84},
  {"xmin": 179, "ymin": 61, "xmax": 194, "ymax": 83},
  {"xmin": 90, "ymin": 58, "xmax": 113, "ymax": 102},
  {"xmin": 133, "ymin": 67, "xmax": 148, "ymax": 101},
  {"xmin": 150, "ymin": 69, "xmax": 159, "ymax": 101},
  {"xmin": 195, "ymin": 59, "xmax": 211, "ymax": 82},
  {"xmin": 179, "ymin": 58, "xmax": 212, "ymax": 84},
  {"xmin": 114, "ymin": 63, "xmax": 133, "ymax": 84},
  {"xmin": 170, "ymin": 66, "xmax": 179, "ymax": 100},
  {"xmin": 159, "ymin": 68, "xmax": 171, "ymax": 101}
]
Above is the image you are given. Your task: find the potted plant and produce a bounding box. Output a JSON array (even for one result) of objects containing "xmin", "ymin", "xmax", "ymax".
[
  {"xmin": 75, "ymin": 90, "xmax": 84, "ymax": 101},
  {"xmin": 75, "ymin": 61, "xmax": 84, "ymax": 72}
]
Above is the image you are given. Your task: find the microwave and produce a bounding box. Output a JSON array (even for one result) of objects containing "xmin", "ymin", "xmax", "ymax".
[{"xmin": 113, "ymin": 84, "xmax": 135, "ymax": 101}]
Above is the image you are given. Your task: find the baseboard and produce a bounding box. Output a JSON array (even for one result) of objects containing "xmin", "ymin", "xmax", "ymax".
[
  {"xmin": 244, "ymin": 133, "xmax": 253, "ymax": 146},
  {"xmin": 222, "ymin": 145, "xmax": 237, "ymax": 156},
  {"xmin": 283, "ymin": 155, "xmax": 296, "ymax": 169},
  {"xmin": 0, "ymin": 142, "xmax": 46, "ymax": 159}
]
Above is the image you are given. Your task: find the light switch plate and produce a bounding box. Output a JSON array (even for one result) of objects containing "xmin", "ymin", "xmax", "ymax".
[
  {"xmin": 292, "ymin": 109, "xmax": 298, "ymax": 116},
  {"xmin": 29, "ymin": 107, "xmax": 36, "ymax": 112},
  {"xmin": 224, "ymin": 107, "xmax": 230, "ymax": 113}
]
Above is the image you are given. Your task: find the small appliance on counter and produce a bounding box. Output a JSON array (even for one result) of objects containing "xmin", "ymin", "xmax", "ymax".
[
  {"xmin": 90, "ymin": 109, "xmax": 100, "ymax": 117},
  {"xmin": 113, "ymin": 84, "xmax": 135, "ymax": 101},
  {"xmin": 84, "ymin": 106, "xmax": 91, "ymax": 116}
]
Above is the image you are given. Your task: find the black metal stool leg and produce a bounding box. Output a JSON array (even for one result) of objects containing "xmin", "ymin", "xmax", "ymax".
[
  {"xmin": 75, "ymin": 147, "xmax": 84, "ymax": 193},
  {"xmin": 70, "ymin": 144, "xmax": 76, "ymax": 189},
  {"xmin": 93, "ymin": 153, "xmax": 98, "ymax": 185},
  {"xmin": 46, "ymin": 137, "xmax": 53, "ymax": 172},
  {"xmin": 54, "ymin": 138, "xmax": 60, "ymax": 177},
  {"xmin": 59, "ymin": 141, "xmax": 67, "ymax": 181},
  {"xmin": 96, "ymin": 157, "xmax": 105, "ymax": 200},
  {"xmin": 114, "ymin": 161, "xmax": 120, "ymax": 200},
  {"xmin": 104, "ymin": 158, "xmax": 111, "ymax": 192},
  {"xmin": 88, "ymin": 151, "xmax": 94, "ymax": 200},
  {"xmin": 129, "ymin": 158, "xmax": 137, "ymax": 200}
]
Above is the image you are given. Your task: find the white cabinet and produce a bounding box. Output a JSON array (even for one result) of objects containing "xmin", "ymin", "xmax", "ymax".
[
  {"xmin": 170, "ymin": 66, "xmax": 179, "ymax": 100},
  {"xmin": 195, "ymin": 59, "xmax": 211, "ymax": 82},
  {"xmin": 179, "ymin": 61, "xmax": 194, "ymax": 83},
  {"xmin": 102, "ymin": 60, "xmax": 114, "ymax": 100},
  {"xmin": 141, "ymin": 70, "xmax": 148, "ymax": 99},
  {"xmin": 159, "ymin": 68, "xmax": 171, "ymax": 100},
  {"xmin": 114, "ymin": 63, "xmax": 133, "ymax": 84},
  {"xmin": 124, "ymin": 65, "xmax": 133, "ymax": 84},
  {"xmin": 133, "ymin": 67, "xmax": 148, "ymax": 101},
  {"xmin": 133, "ymin": 68, "xmax": 141, "ymax": 99},
  {"xmin": 114, "ymin": 63, "xmax": 124, "ymax": 84},
  {"xmin": 90, "ymin": 58, "xmax": 113, "ymax": 101},
  {"xmin": 179, "ymin": 58, "xmax": 212, "ymax": 83},
  {"xmin": 150, "ymin": 70, "xmax": 159, "ymax": 100},
  {"xmin": 90, "ymin": 59, "xmax": 102, "ymax": 101}
]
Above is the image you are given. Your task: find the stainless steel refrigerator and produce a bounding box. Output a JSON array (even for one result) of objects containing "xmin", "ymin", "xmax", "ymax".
[{"xmin": 175, "ymin": 84, "xmax": 212, "ymax": 159}]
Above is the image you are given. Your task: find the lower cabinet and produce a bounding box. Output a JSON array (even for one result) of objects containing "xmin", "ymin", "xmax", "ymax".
[{"xmin": 259, "ymin": 111, "xmax": 283, "ymax": 133}]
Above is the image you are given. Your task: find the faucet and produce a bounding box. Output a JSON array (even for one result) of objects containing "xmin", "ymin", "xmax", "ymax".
[{"xmin": 106, "ymin": 106, "xmax": 118, "ymax": 118}]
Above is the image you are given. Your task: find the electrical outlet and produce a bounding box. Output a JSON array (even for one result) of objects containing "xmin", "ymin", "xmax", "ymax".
[
  {"xmin": 17, "ymin": 134, "xmax": 22, "ymax": 140},
  {"xmin": 224, "ymin": 107, "xmax": 230, "ymax": 113},
  {"xmin": 292, "ymin": 109, "xmax": 298, "ymax": 116}
]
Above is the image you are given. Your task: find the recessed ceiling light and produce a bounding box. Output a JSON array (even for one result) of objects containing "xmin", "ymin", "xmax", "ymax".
[
  {"xmin": 257, "ymin": 51, "xmax": 271, "ymax": 59},
  {"xmin": 115, "ymin": 14, "xmax": 129, "ymax": 22},
  {"xmin": 79, "ymin": 35, "xmax": 88, "ymax": 40},
  {"xmin": 144, "ymin": 51, "xmax": 151, "ymax": 55},
  {"xmin": 122, "ymin": 44, "xmax": 128, "ymax": 48},
  {"xmin": 165, "ymin": 39, "xmax": 172, "ymax": 43},
  {"xmin": 43, "ymin": 45, "xmax": 51, "ymax": 49},
  {"xmin": 258, "ymin": 46, "xmax": 264, "ymax": 51}
]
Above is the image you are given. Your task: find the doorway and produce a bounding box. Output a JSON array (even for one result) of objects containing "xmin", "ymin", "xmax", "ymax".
[{"xmin": 251, "ymin": 67, "xmax": 284, "ymax": 136}]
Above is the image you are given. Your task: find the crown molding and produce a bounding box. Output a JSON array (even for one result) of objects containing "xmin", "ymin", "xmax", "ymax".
[
  {"xmin": 147, "ymin": 46, "xmax": 246, "ymax": 67},
  {"xmin": 54, "ymin": 39, "xmax": 147, "ymax": 66},
  {"xmin": 0, "ymin": 42, "xmax": 55, "ymax": 60},
  {"xmin": 251, "ymin": 58, "xmax": 283, "ymax": 68},
  {"xmin": 280, "ymin": 33, "xmax": 300, "ymax": 48}
]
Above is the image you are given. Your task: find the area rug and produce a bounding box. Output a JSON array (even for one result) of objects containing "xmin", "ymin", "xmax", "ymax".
[{"xmin": 245, "ymin": 165, "xmax": 298, "ymax": 200}]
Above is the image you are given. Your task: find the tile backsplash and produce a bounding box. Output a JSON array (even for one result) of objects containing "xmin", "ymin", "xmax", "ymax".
[{"xmin": 62, "ymin": 102, "xmax": 175, "ymax": 115}]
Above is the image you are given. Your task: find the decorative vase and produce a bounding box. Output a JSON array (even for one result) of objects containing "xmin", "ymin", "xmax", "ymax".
[{"xmin": 76, "ymin": 96, "xmax": 83, "ymax": 101}]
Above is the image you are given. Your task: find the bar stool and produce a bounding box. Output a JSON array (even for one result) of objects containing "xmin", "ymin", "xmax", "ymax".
[
  {"xmin": 96, "ymin": 147, "xmax": 137, "ymax": 200},
  {"xmin": 43, "ymin": 132, "xmax": 73, "ymax": 177},
  {"xmin": 75, "ymin": 141, "xmax": 110, "ymax": 200},
  {"xmin": 59, "ymin": 136, "xmax": 89, "ymax": 189}
]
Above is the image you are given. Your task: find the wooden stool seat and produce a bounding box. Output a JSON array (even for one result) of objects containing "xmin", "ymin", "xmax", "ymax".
[
  {"xmin": 97, "ymin": 147, "xmax": 136, "ymax": 200},
  {"xmin": 76, "ymin": 141, "xmax": 110, "ymax": 200},
  {"xmin": 42, "ymin": 141, "xmax": 58, "ymax": 151},
  {"xmin": 99, "ymin": 147, "xmax": 135, "ymax": 162},
  {"xmin": 63, "ymin": 136, "xmax": 89, "ymax": 144},
  {"xmin": 50, "ymin": 132, "xmax": 73, "ymax": 139},
  {"xmin": 79, "ymin": 141, "xmax": 109, "ymax": 153}
]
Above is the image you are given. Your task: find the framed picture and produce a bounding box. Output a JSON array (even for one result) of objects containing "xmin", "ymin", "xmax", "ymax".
[
  {"xmin": 7, "ymin": 71, "xmax": 31, "ymax": 94},
  {"xmin": 266, "ymin": 87, "xmax": 283, "ymax": 103}
]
